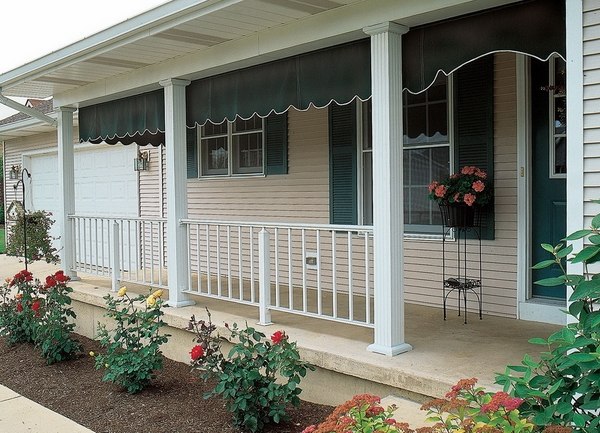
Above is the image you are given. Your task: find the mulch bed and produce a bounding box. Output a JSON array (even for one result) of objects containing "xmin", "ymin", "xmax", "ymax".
[{"xmin": 0, "ymin": 334, "xmax": 332, "ymax": 433}]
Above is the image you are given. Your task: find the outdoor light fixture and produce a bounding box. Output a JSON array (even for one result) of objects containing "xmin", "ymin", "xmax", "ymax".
[
  {"xmin": 134, "ymin": 150, "xmax": 150, "ymax": 171},
  {"xmin": 9, "ymin": 165, "xmax": 21, "ymax": 180}
]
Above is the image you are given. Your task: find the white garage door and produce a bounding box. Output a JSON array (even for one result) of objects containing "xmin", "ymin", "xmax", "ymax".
[{"xmin": 27, "ymin": 144, "xmax": 138, "ymax": 268}]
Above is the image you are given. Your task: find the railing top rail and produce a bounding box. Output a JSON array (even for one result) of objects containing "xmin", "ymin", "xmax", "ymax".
[
  {"xmin": 180, "ymin": 218, "xmax": 373, "ymax": 233},
  {"xmin": 68, "ymin": 214, "xmax": 167, "ymax": 223}
]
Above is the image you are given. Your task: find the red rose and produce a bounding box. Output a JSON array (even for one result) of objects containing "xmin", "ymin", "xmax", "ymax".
[
  {"xmin": 32, "ymin": 300, "xmax": 41, "ymax": 312},
  {"xmin": 45, "ymin": 276, "xmax": 57, "ymax": 288},
  {"xmin": 16, "ymin": 302, "xmax": 23, "ymax": 312},
  {"xmin": 190, "ymin": 345, "xmax": 204, "ymax": 361},
  {"xmin": 54, "ymin": 270, "xmax": 69, "ymax": 283},
  {"xmin": 271, "ymin": 330, "xmax": 286, "ymax": 345}
]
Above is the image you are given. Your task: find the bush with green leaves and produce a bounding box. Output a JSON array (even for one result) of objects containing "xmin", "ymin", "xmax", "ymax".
[
  {"xmin": 189, "ymin": 310, "xmax": 314, "ymax": 433},
  {"xmin": 0, "ymin": 269, "xmax": 41, "ymax": 345},
  {"xmin": 34, "ymin": 270, "xmax": 81, "ymax": 364},
  {"xmin": 93, "ymin": 287, "xmax": 170, "ymax": 394},
  {"xmin": 497, "ymin": 203, "xmax": 600, "ymax": 432},
  {"xmin": 6, "ymin": 210, "xmax": 59, "ymax": 264}
]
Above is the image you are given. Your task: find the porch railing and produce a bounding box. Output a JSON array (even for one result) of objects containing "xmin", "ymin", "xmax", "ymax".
[
  {"xmin": 69, "ymin": 215, "xmax": 168, "ymax": 289},
  {"xmin": 181, "ymin": 219, "xmax": 374, "ymax": 327}
]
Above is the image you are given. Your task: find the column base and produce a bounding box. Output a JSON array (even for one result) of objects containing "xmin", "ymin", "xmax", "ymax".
[
  {"xmin": 165, "ymin": 299, "xmax": 196, "ymax": 308},
  {"xmin": 367, "ymin": 342, "xmax": 413, "ymax": 356}
]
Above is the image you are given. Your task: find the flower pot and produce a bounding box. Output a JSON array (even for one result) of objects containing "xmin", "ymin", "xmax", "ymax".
[{"xmin": 440, "ymin": 204, "xmax": 475, "ymax": 228}]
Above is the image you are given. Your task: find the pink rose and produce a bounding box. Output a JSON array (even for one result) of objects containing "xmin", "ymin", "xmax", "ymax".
[
  {"xmin": 434, "ymin": 185, "xmax": 447, "ymax": 198},
  {"xmin": 475, "ymin": 168, "xmax": 487, "ymax": 178},
  {"xmin": 453, "ymin": 193, "xmax": 461, "ymax": 203},
  {"xmin": 428, "ymin": 181, "xmax": 438, "ymax": 192},
  {"xmin": 472, "ymin": 180, "xmax": 485, "ymax": 192},
  {"xmin": 463, "ymin": 193, "xmax": 476, "ymax": 206},
  {"xmin": 461, "ymin": 166, "xmax": 476, "ymax": 175}
]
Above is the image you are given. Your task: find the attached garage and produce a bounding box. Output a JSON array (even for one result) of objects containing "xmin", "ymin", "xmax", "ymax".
[{"xmin": 24, "ymin": 144, "xmax": 138, "ymax": 243}]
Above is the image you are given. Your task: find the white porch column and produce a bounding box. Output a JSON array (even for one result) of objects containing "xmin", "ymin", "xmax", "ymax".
[
  {"xmin": 364, "ymin": 22, "xmax": 412, "ymax": 356},
  {"xmin": 56, "ymin": 106, "xmax": 77, "ymax": 278},
  {"xmin": 160, "ymin": 78, "xmax": 194, "ymax": 307}
]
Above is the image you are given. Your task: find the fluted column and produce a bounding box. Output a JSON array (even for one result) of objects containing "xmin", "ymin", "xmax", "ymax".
[
  {"xmin": 160, "ymin": 78, "xmax": 194, "ymax": 307},
  {"xmin": 57, "ymin": 106, "xmax": 77, "ymax": 278},
  {"xmin": 363, "ymin": 22, "xmax": 412, "ymax": 356}
]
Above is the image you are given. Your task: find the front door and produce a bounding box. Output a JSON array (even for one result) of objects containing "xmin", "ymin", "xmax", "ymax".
[{"xmin": 530, "ymin": 56, "xmax": 566, "ymax": 300}]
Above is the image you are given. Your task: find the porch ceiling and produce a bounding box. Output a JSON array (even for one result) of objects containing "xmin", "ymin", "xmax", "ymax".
[
  {"xmin": 0, "ymin": 0, "xmax": 363, "ymax": 100},
  {"xmin": 0, "ymin": 0, "xmax": 522, "ymax": 107}
]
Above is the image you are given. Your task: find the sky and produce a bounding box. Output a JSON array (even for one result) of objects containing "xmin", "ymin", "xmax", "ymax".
[{"xmin": 0, "ymin": 0, "xmax": 168, "ymax": 119}]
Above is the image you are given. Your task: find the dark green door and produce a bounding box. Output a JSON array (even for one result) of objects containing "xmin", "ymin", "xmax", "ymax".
[{"xmin": 530, "ymin": 57, "xmax": 566, "ymax": 300}]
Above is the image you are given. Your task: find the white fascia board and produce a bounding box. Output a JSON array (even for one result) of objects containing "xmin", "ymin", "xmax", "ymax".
[
  {"xmin": 55, "ymin": 0, "xmax": 518, "ymax": 107},
  {"xmin": 0, "ymin": 0, "xmax": 241, "ymax": 93}
]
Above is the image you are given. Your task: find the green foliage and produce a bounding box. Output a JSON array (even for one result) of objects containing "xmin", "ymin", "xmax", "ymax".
[
  {"xmin": 94, "ymin": 287, "xmax": 169, "ymax": 394},
  {"xmin": 34, "ymin": 271, "xmax": 81, "ymax": 364},
  {"xmin": 0, "ymin": 270, "xmax": 41, "ymax": 345},
  {"xmin": 189, "ymin": 311, "xmax": 314, "ymax": 433},
  {"xmin": 6, "ymin": 210, "xmax": 59, "ymax": 264},
  {"xmin": 496, "ymin": 205, "xmax": 600, "ymax": 432}
]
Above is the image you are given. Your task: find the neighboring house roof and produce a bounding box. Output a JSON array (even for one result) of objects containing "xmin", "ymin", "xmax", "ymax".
[{"xmin": 0, "ymin": 99, "xmax": 53, "ymax": 126}]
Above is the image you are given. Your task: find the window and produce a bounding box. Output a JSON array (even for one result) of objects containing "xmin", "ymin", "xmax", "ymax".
[
  {"xmin": 402, "ymin": 76, "xmax": 451, "ymax": 233},
  {"xmin": 550, "ymin": 55, "xmax": 566, "ymax": 177},
  {"xmin": 200, "ymin": 114, "xmax": 264, "ymax": 176},
  {"xmin": 357, "ymin": 76, "xmax": 451, "ymax": 231}
]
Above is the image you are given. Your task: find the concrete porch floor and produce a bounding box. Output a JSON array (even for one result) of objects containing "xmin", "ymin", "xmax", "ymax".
[{"xmin": 0, "ymin": 255, "xmax": 561, "ymax": 415}]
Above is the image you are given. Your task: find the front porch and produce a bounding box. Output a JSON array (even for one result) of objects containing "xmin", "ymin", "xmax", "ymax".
[{"xmin": 0, "ymin": 254, "xmax": 560, "ymax": 407}]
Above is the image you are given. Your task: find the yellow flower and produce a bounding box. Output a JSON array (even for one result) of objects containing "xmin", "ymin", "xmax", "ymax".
[
  {"xmin": 89, "ymin": 351, "xmax": 95, "ymax": 357},
  {"xmin": 117, "ymin": 286, "xmax": 127, "ymax": 297},
  {"xmin": 105, "ymin": 363, "xmax": 109, "ymax": 368},
  {"xmin": 152, "ymin": 289, "xmax": 164, "ymax": 299},
  {"xmin": 147, "ymin": 295, "xmax": 156, "ymax": 307}
]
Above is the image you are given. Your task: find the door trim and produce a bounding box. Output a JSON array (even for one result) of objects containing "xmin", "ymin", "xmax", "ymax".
[{"xmin": 516, "ymin": 53, "xmax": 566, "ymax": 325}]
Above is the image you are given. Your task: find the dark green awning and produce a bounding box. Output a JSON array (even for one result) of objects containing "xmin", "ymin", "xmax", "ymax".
[
  {"xmin": 186, "ymin": 39, "xmax": 371, "ymax": 126},
  {"xmin": 403, "ymin": 0, "xmax": 565, "ymax": 92},
  {"xmin": 79, "ymin": 89, "xmax": 165, "ymax": 145}
]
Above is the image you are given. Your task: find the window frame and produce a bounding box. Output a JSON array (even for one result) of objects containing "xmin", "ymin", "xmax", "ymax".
[
  {"xmin": 198, "ymin": 116, "xmax": 266, "ymax": 178},
  {"xmin": 548, "ymin": 55, "xmax": 566, "ymax": 179}
]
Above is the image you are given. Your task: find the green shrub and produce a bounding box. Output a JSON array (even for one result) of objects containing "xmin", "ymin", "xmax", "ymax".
[
  {"xmin": 6, "ymin": 210, "xmax": 58, "ymax": 264},
  {"xmin": 0, "ymin": 269, "xmax": 41, "ymax": 345},
  {"xmin": 189, "ymin": 311, "xmax": 314, "ymax": 433},
  {"xmin": 497, "ymin": 204, "xmax": 600, "ymax": 432},
  {"xmin": 34, "ymin": 270, "xmax": 81, "ymax": 364},
  {"xmin": 93, "ymin": 287, "xmax": 170, "ymax": 394}
]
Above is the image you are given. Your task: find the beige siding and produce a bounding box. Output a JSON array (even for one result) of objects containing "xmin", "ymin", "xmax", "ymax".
[
  {"xmin": 584, "ymin": 0, "xmax": 600, "ymax": 221},
  {"xmin": 186, "ymin": 107, "xmax": 330, "ymax": 222}
]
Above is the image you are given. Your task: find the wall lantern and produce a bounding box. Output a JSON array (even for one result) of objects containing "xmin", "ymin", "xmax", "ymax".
[
  {"xmin": 134, "ymin": 150, "xmax": 150, "ymax": 172},
  {"xmin": 9, "ymin": 165, "xmax": 21, "ymax": 180}
]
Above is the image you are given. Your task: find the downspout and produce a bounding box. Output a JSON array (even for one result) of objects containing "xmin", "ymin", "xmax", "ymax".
[{"xmin": 0, "ymin": 91, "xmax": 57, "ymax": 127}]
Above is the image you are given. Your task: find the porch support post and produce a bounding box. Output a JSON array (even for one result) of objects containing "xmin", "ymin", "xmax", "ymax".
[
  {"xmin": 160, "ymin": 78, "xmax": 194, "ymax": 307},
  {"xmin": 363, "ymin": 22, "xmax": 412, "ymax": 356},
  {"xmin": 56, "ymin": 106, "xmax": 78, "ymax": 279}
]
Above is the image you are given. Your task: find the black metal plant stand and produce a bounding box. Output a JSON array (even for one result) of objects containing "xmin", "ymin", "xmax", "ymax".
[
  {"xmin": 13, "ymin": 168, "xmax": 32, "ymax": 271},
  {"xmin": 440, "ymin": 204, "xmax": 483, "ymax": 324}
]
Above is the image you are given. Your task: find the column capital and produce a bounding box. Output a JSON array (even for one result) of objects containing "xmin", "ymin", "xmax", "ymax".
[
  {"xmin": 55, "ymin": 106, "xmax": 77, "ymax": 114},
  {"xmin": 159, "ymin": 78, "xmax": 191, "ymax": 88},
  {"xmin": 363, "ymin": 22, "xmax": 409, "ymax": 37}
]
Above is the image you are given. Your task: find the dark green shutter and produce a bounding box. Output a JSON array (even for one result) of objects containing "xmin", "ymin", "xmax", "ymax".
[
  {"xmin": 329, "ymin": 103, "xmax": 357, "ymax": 225},
  {"xmin": 186, "ymin": 126, "xmax": 198, "ymax": 179},
  {"xmin": 265, "ymin": 113, "xmax": 288, "ymax": 175},
  {"xmin": 454, "ymin": 55, "xmax": 495, "ymax": 240}
]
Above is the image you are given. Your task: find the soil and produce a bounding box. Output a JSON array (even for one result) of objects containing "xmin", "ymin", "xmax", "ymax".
[{"xmin": 0, "ymin": 334, "xmax": 333, "ymax": 433}]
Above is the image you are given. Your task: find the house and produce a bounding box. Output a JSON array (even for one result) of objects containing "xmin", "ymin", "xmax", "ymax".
[{"xmin": 0, "ymin": 0, "xmax": 586, "ymax": 376}]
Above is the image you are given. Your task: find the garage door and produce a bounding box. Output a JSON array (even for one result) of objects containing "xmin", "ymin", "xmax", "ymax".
[{"xmin": 27, "ymin": 144, "xmax": 138, "ymax": 268}]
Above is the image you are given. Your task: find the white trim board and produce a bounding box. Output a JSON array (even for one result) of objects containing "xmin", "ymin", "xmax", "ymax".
[{"xmin": 519, "ymin": 300, "xmax": 567, "ymax": 326}]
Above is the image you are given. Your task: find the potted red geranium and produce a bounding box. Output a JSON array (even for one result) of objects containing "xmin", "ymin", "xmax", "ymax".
[{"xmin": 428, "ymin": 166, "xmax": 492, "ymax": 227}]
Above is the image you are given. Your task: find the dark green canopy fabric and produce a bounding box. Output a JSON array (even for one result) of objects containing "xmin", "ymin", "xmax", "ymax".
[
  {"xmin": 77, "ymin": 0, "xmax": 564, "ymax": 145},
  {"xmin": 79, "ymin": 89, "xmax": 165, "ymax": 145},
  {"xmin": 402, "ymin": 0, "xmax": 565, "ymax": 92},
  {"xmin": 186, "ymin": 39, "xmax": 371, "ymax": 126}
]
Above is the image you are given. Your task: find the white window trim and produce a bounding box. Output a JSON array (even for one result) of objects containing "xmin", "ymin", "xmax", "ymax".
[
  {"xmin": 198, "ymin": 118, "xmax": 266, "ymax": 178},
  {"xmin": 549, "ymin": 54, "xmax": 567, "ymax": 180}
]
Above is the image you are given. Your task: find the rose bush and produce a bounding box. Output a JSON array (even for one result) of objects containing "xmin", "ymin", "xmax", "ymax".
[
  {"xmin": 93, "ymin": 287, "xmax": 170, "ymax": 394},
  {"xmin": 188, "ymin": 309, "xmax": 313, "ymax": 433},
  {"xmin": 0, "ymin": 269, "xmax": 41, "ymax": 345}
]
